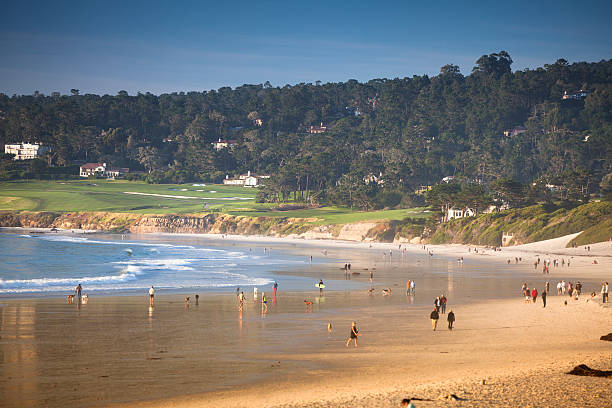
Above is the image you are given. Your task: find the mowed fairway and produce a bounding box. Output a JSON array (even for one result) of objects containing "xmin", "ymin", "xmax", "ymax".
[{"xmin": 0, "ymin": 180, "xmax": 428, "ymax": 224}]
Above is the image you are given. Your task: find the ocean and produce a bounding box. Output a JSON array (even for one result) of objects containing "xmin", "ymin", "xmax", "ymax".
[{"xmin": 0, "ymin": 231, "xmax": 328, "ymax": 296}]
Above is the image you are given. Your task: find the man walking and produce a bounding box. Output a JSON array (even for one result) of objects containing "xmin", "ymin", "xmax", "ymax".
[
  {"xmin": 447, "ymin": 310, "xmax": 455, "ymax": 330},
  {"xmin": 149, "ymin": 285, "xmax": 155, "ymax": 306},
  {"xmin": 541, "ymin": 289, "xmax": 547, "ymax": 308}
]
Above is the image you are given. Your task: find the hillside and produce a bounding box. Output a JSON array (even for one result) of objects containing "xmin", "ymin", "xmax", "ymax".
[
  {"xmin": 428, "ymin": 201, "xmax": 612, "ymax": 247},
  {"xmin": 1, "ymin": 54, "xmax": 611, "ymax": 211}
]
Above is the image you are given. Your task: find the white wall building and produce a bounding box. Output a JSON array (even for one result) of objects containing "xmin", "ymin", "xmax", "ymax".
[
  {"xmin": 4, "ymin": 143, "xmax": 50, "ymax": 160},
  {"xmin": 223, "ymin": 171, "xmax": 270, "ymax": 187},
  {"xmin": 447, "ymin": 207, "xmax": 475, "ymax": 220},
  {"xmin": 80, "ymin": 163, "xmax": 129, "ymax": 178}
]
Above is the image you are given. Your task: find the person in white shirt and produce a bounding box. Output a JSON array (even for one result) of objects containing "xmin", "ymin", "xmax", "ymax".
[{"xmin": 149, "ymin": 285, "xmax": 155, "ymax": 306}]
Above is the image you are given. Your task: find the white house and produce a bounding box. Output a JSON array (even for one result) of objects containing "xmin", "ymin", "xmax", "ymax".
[
  {"xmin": 211, "ymin": 138, "xmax": 236, "ymax": 151},
  {"xmin": 4, "ymin": 143, "xmax": 50, "ymax": 160},
  {"xmin": 223, "ymin": 171, "xmax": 270, "ymax": 187},
  {"xmin": 447, "ymin": 207, "xmax": 475, "ymax": 220},
  {"xmin": 80, "ymin": 163, "xmax": 129, "ymax": 178}
]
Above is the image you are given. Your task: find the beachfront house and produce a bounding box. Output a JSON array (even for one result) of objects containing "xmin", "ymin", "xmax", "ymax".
[
  {"xmin": 447, "ymin": 206, "xmax": 475, "ymax": 220},
  {"xmin": 223, "ymin": 171, "xmax": 270, "ymax": 187},
  {"xmin": 80, "ymin": 163, "xmax": 129, "ymax": 178},
  {"xmin": 4, "ymin": 142, "xmax": 50, "ymax": 160},
  {"xmin": 211, "ymin": 138, "xmax": 236, "ymax": 151}
]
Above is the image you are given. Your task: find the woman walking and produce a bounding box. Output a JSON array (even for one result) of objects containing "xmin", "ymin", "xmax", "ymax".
[{"xmin": 346, "ymin": 321, "xmax": 360, "ymax": 347}]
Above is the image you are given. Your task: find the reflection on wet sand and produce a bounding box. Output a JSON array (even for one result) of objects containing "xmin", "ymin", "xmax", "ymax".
[{"xmin": 1, "ymin": 304, "xmax": 39, "ymax": 406}]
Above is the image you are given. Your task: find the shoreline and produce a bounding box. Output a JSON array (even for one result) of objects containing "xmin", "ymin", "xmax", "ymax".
[{"xmin": 2, "ymin": 292, "xmax": 609, "ymax": 408}]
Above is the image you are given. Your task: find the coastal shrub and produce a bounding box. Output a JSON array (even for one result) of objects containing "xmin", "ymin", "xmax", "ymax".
[
  {"xmin": 430, "ymin": 230, "xmax": 451, "ymax": 244},
  {"xmin": 568, "ymin": 219, "xmax": 612, "ymax": 246}
]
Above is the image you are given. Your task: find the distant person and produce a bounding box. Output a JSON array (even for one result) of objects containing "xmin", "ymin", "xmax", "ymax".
[
  {"xmin": 254, "ymin": 287, "xmax": 258, "ymax": 300},
  {"xmin": 447, "ymin": 310, "xmax": 455, "ymax": 330},
  {"xmin": 261, "ymin": 292, "xmax": 268, "ymax": 314},
  {"xmin": 149, "ymin": 285, "xmax": 155, "ymax": 306},
  {"xmin": 346, "ymin": 321, "xmax": 360, "ymax": 347},
  {"xmin": 430, "ymin": 307, "xmax": 439, "ymax": 331},
  {"xmin": 318, "ymin": 279, "xmax": 324, "ymax": 296},
  {"xmin": 406, "ymin": 280, "xmax": 411, "ymax": 296},
  {"xmin": 541, "ymin": 289, "xmax": 547, "ymax": 308},
  {"xmin": 238, "ymin": 291, "xmax": 245, "ymax": 311},
  {"xmin": 440, "ymin": 295, "xmax": 447, "ymax": 314},
  {"xmin": 401, "ymin": 398, "xmax": 416, "ymax": 408},
  {"xmin": 410, "ymin": 280, "xmax": 415, "ymax": 295},
  {"xmin": 195, "ymin": 294, "xmax": 199, "ymax": 305},
  {"xmin": 273, "ymin": 281, "xmax": 278, "ymax": 297},
  {"xmin": 531, "ymin": 288, "xmax": 538, "ymax": 304},
  {"xmin": 434, "ymin": 297, "xmax": 441, "ymax": 312},
  {"xmin": 75, "ymin": 284, "xmax": 82, "ymax": 302}
]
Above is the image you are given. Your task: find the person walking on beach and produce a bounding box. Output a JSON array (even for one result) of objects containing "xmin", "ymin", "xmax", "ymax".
[
  {"xmin": 318, "ymin": 279, "xmax": 324, "ymax": 296},
  {"xmin": 430, "ymin": 308, "xmax": 439, "ymax": 331},
  {"xmin": 238, "ymin": 291, "xmax": 245, "ymax": 311},
  {"xmin": 434, "ymin": 297, "xmax": 441, "ymax": 312},
  {"xmin": 149, "ymin": 285, "xmax": 155, "ymax": 306},
  {"xmin": 410, "ymin": 280, "xmax": 415, "ymax": 295},
  {"xmin": 531, "ymin": 288, "xmax": 538, "ymax": 304},
  {"xmin": 75, "ymin": 284, "xmax": 82, "ymax": 303},
  {"xmin": 406, "ymin": 280, "xmax": 411, "ymax": 296},
  {"xmin": 447, "ymin": 310, "xmax": 455, "ymax": 330},
  {"xmin": 602, "ymin": 282, "xmax": 609, "ymax": 303},
  {"xmin": 346, "ymin": 321, "xmax": 360, "ymax": 347},
  {"xmin": 261, "ymin": 292, "xmax": 268, "ymax": 314},
  {"xmin": 541, "ymin": 289, "xmax": 547, "ymax": 308},
  {"xmin": 440, "ymin": 295, "xmax": 447, "ymax": 314},
  {"xmin": 273, "ymin": 281, "xmax": 278, "ymax": 297}
]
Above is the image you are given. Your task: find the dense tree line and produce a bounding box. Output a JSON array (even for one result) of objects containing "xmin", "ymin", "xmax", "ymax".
[{"xmin": 0, "ymin": 52, "xmax": 610, "ymax": 208}]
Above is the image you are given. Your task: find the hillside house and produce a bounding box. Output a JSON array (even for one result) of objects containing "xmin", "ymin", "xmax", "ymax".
[
  {"xmin": 223, "ymin": 171, "xmax": 270, "ymax": 187},
  {"xmin": 211, "ymin": 138, "xmax": 236, "ymax": 151},
  {"xmin": 503, "ymin": 126, "xmax": 527, "ymax": 137},
  {"xmin": 415, "ymin": 185, "xmax": 432, "ymax": 195},
  {"xmin": 562, "ymin": 90, "xmax": 589, "ymax": 100},
  {"xmin": 447, "ymin": 207, "xmax": 475, "ymax": 220},
  {"xmin": 80, "ymin": 163, "xmax": 129, "ymax": 178},
  {"xmin": 4, "ymin": 142, "xmax": 50, "ymax": 160},
  {"xmin": 309, "ymin": 123, "xmax": 327, "ymax": 134}
]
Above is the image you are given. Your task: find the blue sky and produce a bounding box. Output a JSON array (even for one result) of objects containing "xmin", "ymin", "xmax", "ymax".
[{"xmin": 1, "ymin": 0, "xmax": 610, "ymax": 95}]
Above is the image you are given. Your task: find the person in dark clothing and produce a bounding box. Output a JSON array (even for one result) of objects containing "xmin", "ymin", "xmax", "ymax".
[
  {"xmin": 430, "ymin": 308, "xmax": 439, "ymax": 331},
  {"xmin": 447, "ymin": 310, "xmax": 455, "ymax": 330},
  {"xmin": 541, "ymin": 289, "xmax": 547, "ymax": 308}
]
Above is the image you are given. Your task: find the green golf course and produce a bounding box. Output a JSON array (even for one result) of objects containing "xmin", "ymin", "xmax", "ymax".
[{"xmin": 0, "ymin": 180, "xmax": 428, "ymax": 225}]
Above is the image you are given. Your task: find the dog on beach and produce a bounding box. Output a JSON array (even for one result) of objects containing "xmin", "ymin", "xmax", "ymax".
[
  {"xmin": 382, "ymin": 288, "xmax": 392, "ymax": 296},
  {"xmin": 66, "ymin": 295, "xmax": 75, "ymax": 304},
  {"xmin": 82, "ymin": 294, "xmax": 88, "ymax": 304},
  {"xmin": 304, "ymin": 300, "xmax": 313, "ymax": 311}
]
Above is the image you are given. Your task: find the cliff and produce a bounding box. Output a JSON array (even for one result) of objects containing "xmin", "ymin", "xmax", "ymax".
[{"xmin": 0, "ymin": 211, "xmax": 386, "ymax": 242}]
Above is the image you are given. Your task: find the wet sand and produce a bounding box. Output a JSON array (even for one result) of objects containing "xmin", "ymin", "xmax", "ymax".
[{"xmin": 1, "ymin": 234, "xmax": 611, "ymax": 408}]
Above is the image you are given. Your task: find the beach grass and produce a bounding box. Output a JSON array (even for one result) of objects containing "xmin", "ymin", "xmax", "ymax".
[{"xmin": 0, "ymin": 180, "xmax": 427, "ymax": 224}]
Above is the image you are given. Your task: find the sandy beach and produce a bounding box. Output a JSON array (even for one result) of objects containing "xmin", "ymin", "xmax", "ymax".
[{"xmin": 1, "ymin": 232, "xmax": 611, "ymax": 408}]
